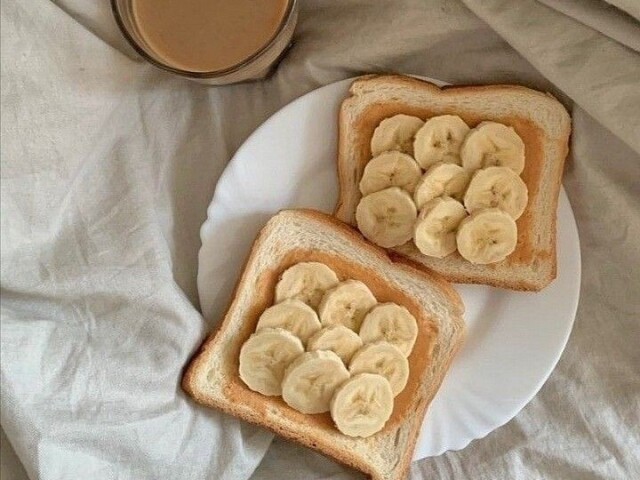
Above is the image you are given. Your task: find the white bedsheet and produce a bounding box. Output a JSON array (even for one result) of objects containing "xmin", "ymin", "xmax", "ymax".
[{"xmin": 1, "ymin": 1, "xmax": 639, "ymax": 479}]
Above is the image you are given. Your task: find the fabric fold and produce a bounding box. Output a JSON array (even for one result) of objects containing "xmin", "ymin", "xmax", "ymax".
[
  {"xmin": 1, "ymin": 1, "xmax": 274, "ymax": 479},
  {"xmin": 462, "ymin": 0, "xmax": 640, "ymax": 154},
  {"xmin": 537, "ymin": 0, "xmax": 640, "ymax": 53}
]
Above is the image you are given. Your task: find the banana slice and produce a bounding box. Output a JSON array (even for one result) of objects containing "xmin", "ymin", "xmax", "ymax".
[
  {"xmin": 413, "ymin": 115, "xmax": 470, "ymax": 168},
  {"xmin": 414, "ymin": 196, "xmax": 468, "ymax": 258},
  {"xmin": 349, "ymin": 342, "xmax": 409, "ymax": 396},
  {"xmin": 239, "ymin": 328, "xmax": 304, "ymax": 396},
  {"xmin": 355, "ymin": 187, "xmax": 418, "ymax": 248},
  {"xmin": 281, "ymin": 350, "xmax": 350, "ymax": 414},
  {"xmin": 275, "ymin": 262, "xmax": 340, "ymax": 309},
  {"xmin": 370, "ymin": 114, "xmax": 424, "ymax": 156},
  {"xmin": 456, "ymin": 208, "xmax": 518, "ymax": 264},
  {"xmin": 413, "ymin": 162, "xmax": 471, "ymax": 209},
  {"xmin": 464, "ymin": 166, "xmax": 528, "ymax": 220},
  {"xmin": 460, "ymin": 121, "xmax": 525, "ymax": 174},
  {"xmin": 359, "ymin": 151, "xmax": 422, "ymax": 196},
  {"xmin": 318, "ymin": 280, "xmax": 377, "ymax": 331},
  {"xmin": 256, "ymin": 299, "xmax": 322, "ymax": 344},
  {"xmin": 330, "ymin": 373, "xmax": 393, "ymax": 437},
  {"xmin": 307, "ymin": 326, "xmax": 363, "ymax": 364},
  {"xmin": 359, "ymin": 303, "xmax": 418, "ymax": 357}
]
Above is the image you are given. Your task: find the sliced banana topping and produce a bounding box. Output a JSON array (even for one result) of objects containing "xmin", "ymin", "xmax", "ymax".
[
  {"xmin": 238, "ymin": 260, "xmax": 424, "ymax": 437},
  {"xmin": 349, "ymin": 342, "xmax": 409, "ymax": 396},
  {"xmin": 370, "ymin": 114, "xmax": 424, "ymax": 156},
  {"xmin": 256, "ymin": 299, "xmax": 322, "ymax": 345},
  {"xmin": 239, "ymin": 328, "xmax": 304, "ymax": 396},
  {"xmin": 281, "ymin": 350, "xmax": 350, "ymax": 414},
  {"xmin": 413, "ymin": 114, "xmax": 470, "ymax": 168},
  {"xmin": 361, "ymin": 113, "xmax": 526, "ymax": 265},
  {"xmin": 464, "ymin": 166, "xmax": 528, "ymax": 220},
  {"xmin": 413, "ymin": 162, "xmax": 471, "ymax": 209},
  {"xmin": 356, "ymin": 187, "xmax": 418, "ymax": 248},
  {"xmin": 456, "ymin": 208, "xmax": 518, "ymax": 264},
  {"xmin": 414, "ymin": 196, "xmax": 468, "ymax": 258},
  {"xmin": 359, "ymin": 151, "xmax": 422, "ymax": 196},
  {"xmin": 307, "ymin": 325, "xmax": 363, "ymax": 364},
  {"xmin": 275, "ymin": 262, "xmax": 340, "ymax": 309},
  {"xmin": 460, "ymin": 121, "xmax": 525, "ymax": 174},
  {"xmin": 330, "ymin": 373, "xmax": 394, "ymax": 437},
  {"xmin": 318, "ymin": 280, "xmax": 377, "ymax": 331},
  {"xmin": 359, "ymin": 303, "xmax": 418, "ymax": 357}
]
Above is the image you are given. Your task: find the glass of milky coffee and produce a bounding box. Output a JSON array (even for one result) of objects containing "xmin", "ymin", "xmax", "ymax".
[{"xmin": 112, "ymin": 0, "xmax": 298, "ymax": 85}]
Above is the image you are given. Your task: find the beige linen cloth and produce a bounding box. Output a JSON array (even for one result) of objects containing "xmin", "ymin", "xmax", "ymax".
[{"xmin": 1, "ymin": 1, "xmax": 639, "ymax": 479}]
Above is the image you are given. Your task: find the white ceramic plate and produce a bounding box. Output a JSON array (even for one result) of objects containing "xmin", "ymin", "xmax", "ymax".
[{"xmin": 198, "ymin": 77, "xmax": 581, "ymax": 459}]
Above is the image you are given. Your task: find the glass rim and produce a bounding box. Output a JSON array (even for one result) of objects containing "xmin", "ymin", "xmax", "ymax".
[{"xmin": 111, "ymin": 0, "xmax": 297, "ymax": 79}]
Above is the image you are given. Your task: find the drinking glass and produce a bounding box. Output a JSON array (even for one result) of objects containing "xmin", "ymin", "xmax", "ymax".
[{"xmin": 111, "ymin": 0, "xmax": 298, "ymax": 85}]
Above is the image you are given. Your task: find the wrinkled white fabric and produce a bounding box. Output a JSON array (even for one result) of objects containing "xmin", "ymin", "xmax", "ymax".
[
  {"xmin": 538, "ymin": 0, "xmax": 640, "ymax": 52},
  {"xmin": 1, "ymin": 1, "xmax": 639, "ymax": 480},
  {"xmin": 604, "ymin": 0, "xmax": 640, "ymax": 21}
]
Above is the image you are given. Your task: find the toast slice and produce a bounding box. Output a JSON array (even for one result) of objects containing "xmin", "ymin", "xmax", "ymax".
[
  {"xmin": 183, "ymin": 209, "xmax": 465, "ymax": 480},
  {"xmin": 335, "ymin": 75, "xmax": 571, "ymax": 291}
]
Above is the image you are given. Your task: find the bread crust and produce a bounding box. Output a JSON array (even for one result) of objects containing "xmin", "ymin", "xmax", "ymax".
[
  {"xmin": 335, "ymin": 74, "xmax": 571, "ymax": 291},
  {"xmin": 183, "ymin": 209, "xmax": 465, "ymax": 480}
]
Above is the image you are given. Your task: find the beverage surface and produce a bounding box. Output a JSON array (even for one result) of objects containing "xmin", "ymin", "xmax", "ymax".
[{"xmin": 132, "ymin": 0, "xmax": 289, "ymax": 72}]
